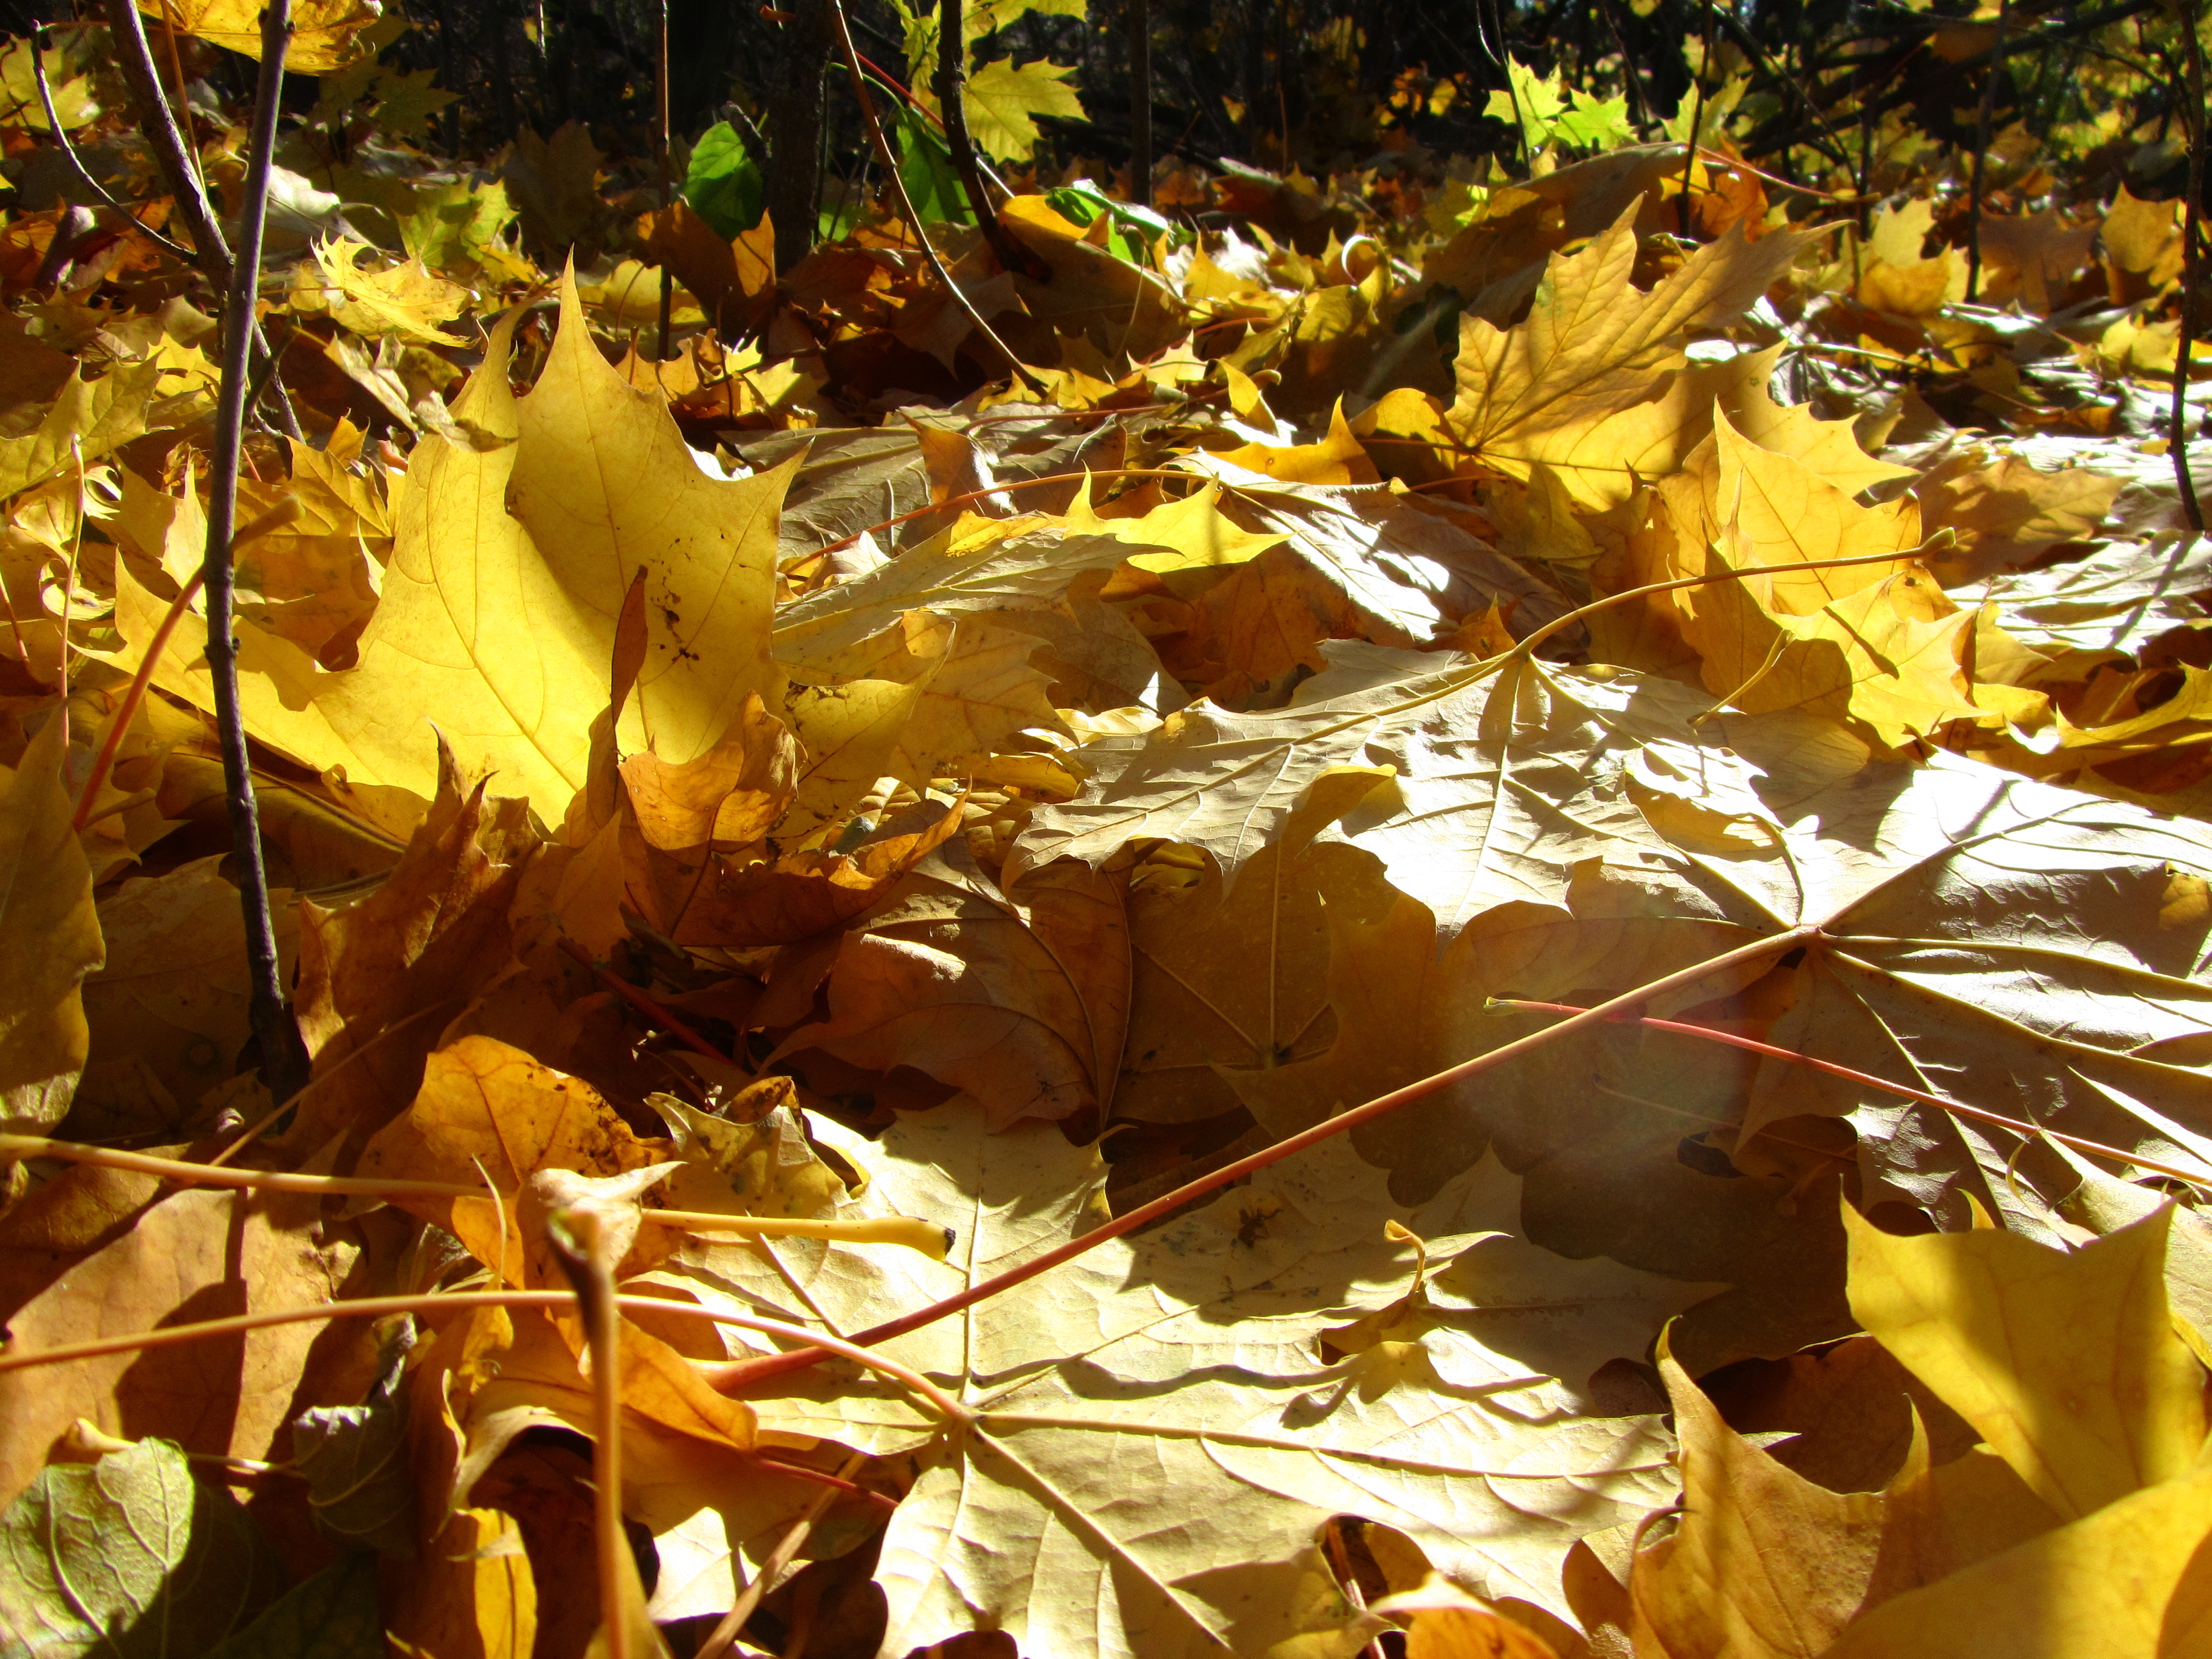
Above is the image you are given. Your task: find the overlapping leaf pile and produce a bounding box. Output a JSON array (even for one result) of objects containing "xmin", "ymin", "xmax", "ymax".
[{"xmin": 3, "ymin": 4, "xmax": 2211, "ymax": 1658}]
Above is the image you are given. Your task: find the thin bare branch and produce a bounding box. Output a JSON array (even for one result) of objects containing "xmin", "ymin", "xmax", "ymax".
[
  {"xmin": 825, "ymin": 0, "xmax": 1044, "ymax": 392},
  {"xmin": 201, "ymin": 0, "xmax": 310, "ymax": 1105}
]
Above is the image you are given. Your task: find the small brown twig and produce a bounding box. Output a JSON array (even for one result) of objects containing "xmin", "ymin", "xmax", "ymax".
[
  {"xmin": 557, "ymin": 936, "xmax": 726, "ymax": 1059},
  {"xmin": 1490, "ymin": 1000, "xmax": 2212, "ymax": 1189},
  {"xmin": 655, "ymin": 0, "xmax": 674, "ymax": 359},
  {"xmin": 694, "ymin": 1449, "xmax": 868, "ymax": 1659},
  {"xmin": 70, "ymin": 494, "xmax": 302, "ymax": 834},
  {"xmin": 1126, "ymin": 0, "xmax": 1154, "ymax": 208},
  {"xmin": 0, "ymin": 1290, "xmax": 971, "ymax": 1421},
  {"xmin": 1679, "ymin": 1, "xmax": 1714, "ymax": 237},
  {"xmin": 0, "ymin": 1135, "xmax": 953, "ymax": 1254},
  {"xmin": 545, "ymin": 1202, "xmax": 634, "ymax": 1659},
  {"xmin": 200, "ymin": 0, "xmax": 309, "ymax": 1107},
  {"xmin": 825, "ymin": 0, "xmax": 1043, "ymax": 391},
  {"xmin": 97, "ymin": 0, "xmax": 303, "ymax": 440},
  {"xmin": 29, "ymin": 24, "xmax": 193, "ymax": 261}
]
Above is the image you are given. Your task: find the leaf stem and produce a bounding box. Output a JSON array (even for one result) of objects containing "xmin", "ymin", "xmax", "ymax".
[
  {"xmin": 694, "ymin": 1449, "xmax": 867, "ymax": 1659},
  {"xmin": 1490, "ymin": 999, "xmax": 2212, "ymax": 1189},
  {"xmin": 824, "ymin": 0, "xmax": 1043, "ymax": 392},
  {"xmin": 546, "ymin": 1205, "xmax": 632, "ymax": 1659},
  {"xmin": 0, "ymin": 1133, "xmax": 955, "ymax": 1249},
  {"xmin": 0, "ymin": 1288, "xmax": 972, "ymax": 1419},
  {"xmin": 70, "ymin": 493, "xmax": 303, "ymax": 834},
  {"xmin": 1505, "ymin": 540, "xmax": 1953, "ymax": 663},
  {"xmin": 199, "ymin": 0, "xmax": 309, "ymax": 1108},
  {"xmin": 705, "ymin": 923, "xmax": 1821, "ymax": 1391},
  {"xmin": 558, "ymin": 935, "xmax": 726, "ymax": 1059}
]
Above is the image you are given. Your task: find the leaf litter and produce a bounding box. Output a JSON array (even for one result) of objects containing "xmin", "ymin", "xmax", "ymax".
[{"xmin": 1, "ymin": 6, "xmax": 2210, "ymax": 1658}]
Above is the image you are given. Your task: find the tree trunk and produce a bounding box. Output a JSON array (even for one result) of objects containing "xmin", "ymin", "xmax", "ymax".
[{"xmin": 765, "ymin": 0, "xmax": 836, "ymax": 275}]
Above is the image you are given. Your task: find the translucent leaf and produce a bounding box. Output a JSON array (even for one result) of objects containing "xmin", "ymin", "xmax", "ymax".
[{"xmin": 0, "ymin": 1439, "xmax": 286, "ymax": 1659}]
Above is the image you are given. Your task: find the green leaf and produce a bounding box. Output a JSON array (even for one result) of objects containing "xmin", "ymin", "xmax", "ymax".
[
  {"xmin": 961, "ymin": 56, "xmax": 1084, "ymax": 162},
  {"xmin": 1483, "ymin": 55, "xmax": 1633, "ymax": 154},
  {"xmin": 1044, "ymin": 178, "xmax": 1187, "ymax": 264},
  {"xmin": 290, "ymin": 1328, "xmax": 416, "ymax": 1559},
  {"xmin": 0, "ymin": 1438, "xmax": 287, "ymax": 1659},
  {"xmin": 892, "ymin": 103, "xmax": 973, "ymax": 227},
  {"xmin": 680, "ymin": 121, "xmax": 765, "ymax": 242},
  {"xmin": 199, "ymin": 1555, "xmax": 384, "ymax": 1659},
  {"xmin": 890, "ymin": 0, "xmax": 1086, "ymax": 104},
  {"xmin": 1553, "ymin": 87, "xmax": 1634, "ymax": 150},
  {"xmin": 397, "ymin": 178, "xmax": 534, "ymax": 285}
]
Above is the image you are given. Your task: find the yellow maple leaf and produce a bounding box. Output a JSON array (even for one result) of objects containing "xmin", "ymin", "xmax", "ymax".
[
  {"xmin": 136, "ymin": 0, "xmax": 384, "ymax": 73},
  {"xmin": 310, "ymin": 237, "xmax": 472, "ymax": 347},
  {"xmin": 961, "ymin": 56, "xmax": 1084, "ymax": 162},
  {"xmin": 1445, "ymin": 202, "xmax": 1818, "ymax": 507}
]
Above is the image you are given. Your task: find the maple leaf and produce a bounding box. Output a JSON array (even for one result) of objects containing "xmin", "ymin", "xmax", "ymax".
[
  {"xmin": 0, "ymin": 714, "xmax": 101, "ymax": 1135},
  {"xmin": 1010, "ymin": 643, "xmax": 1697, "ymax": 943},
  {"xmin": 773, "ymin": 840, "xmax": 1130, "ymax": 1131},
  {"xmin": 309, "ymin": 237, "xmax": 472, "ymax": 347},
  {"xmin": 136, "ymin": 0, "xmax": 385, "ymax": 71},
  {"xmin": 960, "ymin": 56, "xmax": 1085, "ymax": 162},
  {"xmin": 1443, "ymin": 204, "xmax": 1820, "ymax": 507},
  {"xmin": 0, "ymin": 357, "xmax": 168, "ymax": 503},
  {"xmin": 78, "ymin": 857, "xmax": 297, "ymax": 1134},
  {"xmin": 677, "ymin": 1102, "xmax": 1677, "ymax": 1658},
  {"xmin": 1636, "ymin": 726, "xmax": 2212, "ymax": 1235},
  {"xmin": 0, "ymin": 1183, "xmax": 360, "ymax": 1512},
  {"xmin": 119, "ymin": 275, "xmax": 793, "ymax": 822}
]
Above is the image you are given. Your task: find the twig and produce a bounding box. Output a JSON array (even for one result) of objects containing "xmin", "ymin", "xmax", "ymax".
[
  {"xmin": 705, "ymin": 923, "xmax": 1821, "ymax": 1390},
  {"xmin": 29, "ymin": 25, "xmax": 193, "ymax": 261},
  {"xmin": 0, "ymin": 1134, "xmax": 954, "ymax": 1254},
  {"xmin": 825, "ymin": 0, "xmax": 1043, "ymax": 392},
  {"xmin": 98, "ymin": 0, "xmax": 303, "ymax": 441},
  {"xmin": 1964, "ymin": 0, "xmax": 2011, "ymax": 303},
  {"xmin": 933, "ymin": 0, "xmax": 1043, "ymax": 276},
  {"xmin": 0, "ymin": 1289, "xmax": 971, "ymax": 1419},
  {"xmin": 204, "ymin": 997, "xmax": 462, "ymax": 1164},
  {"xmin": 694, "ymin": 1450, "xmax": 868, "ymax": 1659},
  {"xmin": 70, "ymin": 494, "xmax": 302, "ymax": 833},
  {"xmin": 557, "ymin": 935, "xmax": 726, "ymax": 1059},
  {"xmin": 201, "ymin": 0, "xmax": 310, "ymax": 1107},
  {"xmin": 1488, "ymin": 1001, "xmax": 2212, "ymax": 1189},
  {"xmin": 101, "ymin": 0, "xmax": 230, "ymax": 288},
  {"xmin": 2174, "ymin": 0, "xmax": 2207, "ymax": 534},
  {"xmin": 545, "ymin": 1202, "xmax": 633, "ymax": 1659},
  {"xmin": 1679, "ymin": 1, "xmax": 1714, "ymax": 238},
  {"xmin": 655, "ymin": 0, "xmax": 673, "ymax": 359}
]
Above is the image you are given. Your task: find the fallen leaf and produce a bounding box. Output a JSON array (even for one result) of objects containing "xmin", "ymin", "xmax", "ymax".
[
  {"xmin": 0, "ymin": 711, "xmax": 100, "ymax": 1134},
  {"xmin": 1445, "ymin": 207, "xmax": 1817, "ymax": 506},
  {"xmin": 695, "ymin": 1102, "xmax": 1678, "ymax": 1659},
  {"xmin": 776, "ymin": 840, "xmax": 1130, "ymax": 1131},
  {"xmin": 0, "ymin": 1437, "xmax": 287, "ymax": 1658},
  {"xmin": 1842, "ymin": 1202, "xmax": 2207, "ymax": 1521}
]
